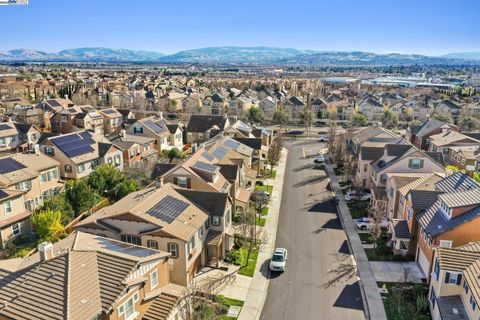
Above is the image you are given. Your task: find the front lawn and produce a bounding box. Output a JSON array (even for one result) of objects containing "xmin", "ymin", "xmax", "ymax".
[
  {"xmin": 255, "ymin": 217, "xmax": 266, "ymax": 227},
  {"xmin": 358, "ymin": 233, "xmax": 373, "ymax": 244},
  {"xmin": 216, "ymin": 295, "xmax": 244, "ymax": 320},
  {"xmin": 364, "ymin": 233, "xmax": 414, "ymax": 261},
  {"xmin": 347, "ymin": 202, "xmax": 369, "ymax": 219},
  {"xmin": 379, "ymin": 282, "xmax": 430, "ymax": 320},
  {"xmin": 261, "ymin": 207, "xmax": 269, "ymax": 215},
  {"xmin": 238, "ymin": 247, "xmax": 259, "ymax": 277},
  {"xmin": 224, "ymin": 235, "xmax": 260, "ymax": 278},
  {"xmin": 255, "ymin": 183, "xmax": 273, "ymax": 195},
  {"xmin": 260, "ymin": 169, "xmax": 277, "ymax": 179}
]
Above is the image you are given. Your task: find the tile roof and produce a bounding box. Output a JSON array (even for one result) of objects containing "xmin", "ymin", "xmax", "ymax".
[
  {"xmin": 439, "ymin": 188, "xmax": 480, "ymax": 208},
  {"xmin": 186, "ymin": 115, "xmax": 228, "ymax": 133},
  {"xmin": 435, "ymin": 172, "xmax": 480, "ymax": 193}
]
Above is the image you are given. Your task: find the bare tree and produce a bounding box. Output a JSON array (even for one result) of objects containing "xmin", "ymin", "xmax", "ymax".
[
  {"xmin": 266, "ymin": 136, "xmax": 283, "ymax": 175},
  {"xmin": 327, "ymin": 120, "xmax": 337, "ymax": 156},
  {"xmin": 369, "ymin": 201, "xmax": 386, "ymax": 255}
]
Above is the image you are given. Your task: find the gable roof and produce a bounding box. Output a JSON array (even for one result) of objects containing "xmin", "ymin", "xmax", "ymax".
[
  {"xmin": 175, "ymin": 188, "xmax": 229, "ymax": 217},
  {"xmin": 186, "ymin": 115, "xmax": 228, "ymax": 133},
  {"xmin": 360, "ymin": 146, "xmax": 384, "ymax": 161},
  {"xmin": 415, "ymin": 118, "xmax": 455, "ymax": 138}
]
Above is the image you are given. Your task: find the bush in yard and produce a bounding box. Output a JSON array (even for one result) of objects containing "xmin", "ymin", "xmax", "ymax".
[
  {"xmin": 31, "ymin": 209, "xmax": 65, "ymax": 242},
  {"xmin": 65, "ymin": 180, "xmax": 98, "ymax": 216},
  {"xmin": 224, "ymin": 249, "xmax": 243, "ymax": 265},
  {"xmin": 42, "ymin": 193, "xmax": 75, "ymax": 224}
]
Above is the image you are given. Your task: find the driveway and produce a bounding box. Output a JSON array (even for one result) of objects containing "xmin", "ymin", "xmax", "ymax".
[
  {"xmin": 370, "ymin": 261, "xmax": 425, "ymax": 283},
  {"xmin": 260, "ymin": 139, "xmax": 365, "ymax": 320}
]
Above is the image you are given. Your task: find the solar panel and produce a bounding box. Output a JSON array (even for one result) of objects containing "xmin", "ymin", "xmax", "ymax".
[
  {"xmin": 47, "ymin": 100, "xmax": 61, "ymax": 107},
  {"xmin": 193, "ymin": 160, "xmax": 218, "ymax": 173},
  {"xmin": 51, "ymin": 134, "xmax": 83, "ymax": 146},
  {"xmin": 147, "ymin": 195, "xmax": 190, "ymax": 224},
  {"xmin": 144, "ymin": 120, "xmax": 164, "ymax": 133},
  {"xmin": 102, "ymin": 109, "xmax": 116, "ymax": 114},
  {"xmin": 224, "ymin": 139, "xmax": 241, "ymax": 149},
  {"xmin": 0, "ymin": 190, "xmax": 8, "ymax": 200},
  {"xmin": 65, "ymin": 145, "xmax": 95, "ymax": 157},
  {"xmin": 0, "ymin": 158, "xmax": 26, "ymax": 174},
  {"xmin": 201, "ymin": 151, "xmax": 215, "ymax": 162},
  {"xmin": 212, "ymin": 146, "xmax": 228, "ymax": 160},
  {"xmin": 68, "ymin": 108, "xmax": 77, "ymax": 113},
  {"xmin": 0, "ymin": 124, "xmax": 11, "ymax": 131}
]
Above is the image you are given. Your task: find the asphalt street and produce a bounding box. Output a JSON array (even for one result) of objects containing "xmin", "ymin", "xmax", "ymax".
[{"xmin": 260, "ymin": 139, "xmax": 365, "ymax": 320}]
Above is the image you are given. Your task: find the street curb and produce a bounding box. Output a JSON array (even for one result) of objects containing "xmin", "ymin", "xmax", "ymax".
[{"xmin": 238, "ymin": 148, "xmax": 289, "ymax": 320}]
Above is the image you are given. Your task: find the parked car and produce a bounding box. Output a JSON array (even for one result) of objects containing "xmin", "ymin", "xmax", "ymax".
[
  {"xmin": 344, "ymin": 189, "xmax": 372, "ymax": 201},
  {"xmin": 319, "ymin": 135, "xmax": 329, "ymax": 142},
  {"xmin": 269, "ymin": 248, "xmax": 288, "ymax": 272},
  {"xmin": 355, "ymin": 217, "xmax": 389, "ymax": 231},
  {"xmin": 314, "ymin": 154, "xmax": 325, "ymax": 163}
]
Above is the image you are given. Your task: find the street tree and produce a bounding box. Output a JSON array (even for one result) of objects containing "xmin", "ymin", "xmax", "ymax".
[
  {"xmin": 273, "ymin": 109, "xmax": 289, "ymax": 134},
  {"xmin": 381, "ymin": 110, "xmax": 399, "ymax": 129},
  {"xmin": 266, "ymin": 136, "xmax": 283, "ymax": 174},
  {"xmin": 460, "ymin": 116, "xmax": 480, "ymax": 131},
  {"xmin": 248, "ymin": 107, "xmax": 265, "ymax": 124},
  {"xmin": 301, "ymin": 109, "xmax": 314, "ymax": 137},
  {"xmin": 352, "ymin": 113, "xmax": 368, "ymax": 127},
  {"xmin": 327, "ymin": 120, "xmax": 337, "ymax": 156}
]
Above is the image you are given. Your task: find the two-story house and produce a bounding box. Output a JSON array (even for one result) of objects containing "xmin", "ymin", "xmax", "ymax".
[
  {"xmin": 40, "ymin": 131, "xmax": 124, "ymax": 179},
  {"xmin": 428, "ymin": 243, "xmax": 480, "ymax": 320},
  {"xmin": 427, "ymin": 130, "xmax": 480, "ymax": 155},
  {"xmin": 99, "ymin": 108, "xmax": 123, "ymax": 134},
  {"xmin": 0, "ymin": 231, "xmax": 186, "ymax": 320},
  {"xmin": 407, "ymin": 118, "xmax": 458, "ymax": 150},
  {"xmin": 0, "ymin": 189, "xmax": 31, "ymax": 249},
  {"xmin": 13, "ymin": 123, "xmax": 41, "ymax": 152},
  {"xmin": 111, "ymin": 131, "xmax": 158, "ymax": 168},
  {"xmin": 0, "ymin": 122, "xmax": 21, "ymax": 153},
  {"xmin": 259, "ymin": 96, "xmax": 277, "ymax": 120},
  {"xmin": 75, "ymin": 185, "xmax": 209, "ymax": 287},
  {"xmin": 185, "ymin": 115, "xmax": 229, "ymax": 144},
  {"xmin": 126, "ymin": 116, "xmax": 182, "ymax": 153}
]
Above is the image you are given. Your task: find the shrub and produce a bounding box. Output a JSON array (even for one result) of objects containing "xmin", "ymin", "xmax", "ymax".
[{"xmin": 224, "ymin": 250, "xmax": 243, "ymax": 265}]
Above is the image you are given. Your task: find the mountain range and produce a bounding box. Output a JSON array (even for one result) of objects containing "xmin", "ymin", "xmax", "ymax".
[{"xmin": 0, "ymin": 46, "xmax": 479, "ymax": 65}]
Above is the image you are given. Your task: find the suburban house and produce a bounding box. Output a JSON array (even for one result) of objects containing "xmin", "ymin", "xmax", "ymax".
[
  {"xmin": 51, "ymin": 105, "xmax": 83, "ymax": 133},
  {"xmin": 111, "ymin": 132, "xmax": 158, "ymax": 168},
  {"xmin": 259, "ymin": 96, "xmax": 277, "ymax": 119},
  {"xmin": 73, "ymin": 106, "xmax": 104, "ymax": 134},
  {"xmin": 98, "ymin": 108, "xmax": 123, "ymax": 134},
  {"xmin": 446, "ymin": 145, "xmax": 480, "ymax": 174},
  {"xmin": 0, "ymin": 188, "xmax": 31, "ymax": 250},
  {"xmin": 428, "ymin": 242, "xmax": 480, "ymax": 320},
  {"xmin": 283, "ymin": 96, "xmax": 305, "ymax": 121},
  {"xmin": 348, "ymin": 126, "xmax": 400, "ymax": 154},
  {"xmin": 126, "ymin": 116, "xmax": 183, "ymax": 153},
  {"xmin": 0, "ymin": 152, "xmax": 63, "ymax": 213},
  {"xmin": 0, "ymin": 231, "xmax": 187, "ymax": 320},
  {"xmin": 13, "ymin": 122, "xmax": 41, "ymax": 152},
  {"xmin": 40, "ymin": 130, "xmax": 124, "ymax": 179},
  {"xmin": 415, "ymin": 172, "xmax": 480, "ymax": 278},
  {"xmin": 0, "ymin": 122, "xmax": 21, "ymax": 153},
  {"xmin": 203, "ymin": 93, "xmax": 227, "ymax": 115},
  {"xmin": 407, "ymin": 118, "xmax": 458, "ymax": 150},
  {"xmin": 369, "ymin": 144, "xmax": 445, "ymax": 209},
  {"xmin": 427, "ymin": 130, "xmax": 480, "ymax": 155},
  {"xmin": 356, "ymin": 146, "xmax": 384, "ymax": 188},
  {"xmin": 185, "ymin": 115, "xmax": 229, "ymax": 144},
  {"xmin": 75, "ymin": 185, "xmax": 209, "ymax": 286}
]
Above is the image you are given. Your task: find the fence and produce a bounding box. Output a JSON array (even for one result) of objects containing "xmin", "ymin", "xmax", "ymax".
[{"xmin": 63, "ymin": 197, "xmax": 110, "ymax": 234}]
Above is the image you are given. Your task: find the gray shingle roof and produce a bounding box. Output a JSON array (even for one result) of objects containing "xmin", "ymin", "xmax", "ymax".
[
  {"xmin": 392, "ymin": 219, "xmax": 411, "ymax": 239},
  {"xmin": 360, "ymin": 146, "xmax": 384, "ymax": 161},
  {"xmin": 410, "ymin": 190, "xmax": 440, "ymax": 212}
]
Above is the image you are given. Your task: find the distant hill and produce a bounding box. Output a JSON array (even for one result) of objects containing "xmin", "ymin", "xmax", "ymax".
[
  {"xmin": 440, "ymin": 52, "xmax": 480, "ymax": 60},
  {"xmin": 0, "ymin": 46, "xmax": 477, "ymax": 65},
  {"xmin": 158, "ymin": 46, "xmax": 304, "ymax": 63}
]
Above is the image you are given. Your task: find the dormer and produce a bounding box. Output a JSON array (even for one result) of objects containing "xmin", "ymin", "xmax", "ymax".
[{"xmin": 438, "ymin": 189, "xmax": 480, "ymax": 219}]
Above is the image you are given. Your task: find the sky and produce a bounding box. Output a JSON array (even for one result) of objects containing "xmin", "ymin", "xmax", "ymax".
[{"xmin": 0, "ymin": 0, "xmax": 479, "ymax": 56}]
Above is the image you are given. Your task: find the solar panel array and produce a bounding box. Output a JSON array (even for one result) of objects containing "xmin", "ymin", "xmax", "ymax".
[
  {"xmin": 193, "ymin": 160, "xmax": 218, "ymax": 173},
  {"xmin": 201, "ymin": 151, "xmax": 215, "ymax": 162},
  {"xmin": 144, "ymin": 120, "xmax": 165, "ymax": 133},
  {"xmin": 51, "ymin": 132, "xmax": 95, "ymax": 158},
  {"xmin": 0, "ymin": 124, "xmax": 11, "ymax": 131},
  {"xmin": 68, "ymin": 108, "xmax": 77, "ymax": 113},
  {"xmin": 47, "ymin": 100, "xmax": 61, "ymax": 107},
  {"xmin": 147, "ymin": 195, "xmax": 190, "ymax": 224},
  {"xmin": 0, "ymin": 158, "xmax": 26, "ymax": 174},
  {"xmin": 102, "ymin": 109, "xmax": 117, "ymax": 115},
  {"xmin": 212, "ymin": 146, "xmax": 228, "ymax": 160},
  {"xmin": 224, "ymin": 139, "xmax": 241, "ymax": 149},
  {"xmin": 0, "ymin": 190, "xmax": 8, "ymax": 200}
]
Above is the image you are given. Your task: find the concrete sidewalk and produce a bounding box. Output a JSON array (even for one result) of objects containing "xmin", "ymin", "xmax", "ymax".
[
  {"xmin": 370, "ymin": 261, "xmax": 424, "ymax": 283},
  {"xmin": 324, "ymin": 160, "xmax": 387, "ymax": 320},
  {"xmin": 237, "ymin": 148, "xmax": 288, "ymax": 320}
]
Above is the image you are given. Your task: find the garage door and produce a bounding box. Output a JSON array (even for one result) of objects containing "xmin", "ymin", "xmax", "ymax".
[{"xmin": 417, "ymin": 245, "xmax": 430, "ymax": 278}]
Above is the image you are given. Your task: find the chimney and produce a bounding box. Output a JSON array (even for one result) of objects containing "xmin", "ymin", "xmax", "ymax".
[
  {"xmin": 34, "ymin": 144, "xmax": 40, "ymax": 155},
  {"xmin": 121, "ymin": 129, "xmax": 126, "ymax": 138},
  {"xmin": 38, "ymin": 242, "xmax": 54, "ymax": 261},
  {"xmin": 157, "ymin": 111, "xmax": 163, "ymax": 119}
]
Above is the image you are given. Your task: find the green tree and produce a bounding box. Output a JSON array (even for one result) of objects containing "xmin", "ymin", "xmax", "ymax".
[
  {"xmin": 381, "ymin": 110, "xmax": 399, "ymax": 129},
  {"xmin": 352, "ymin": 113, "xmax": 368, "ymax": 127},
  {"xmin": 167, "ymin": 147, "xmax": 184, "ymax": 163},
  {"xmin": 87, "ymin": 164, "xmax": 139, "ymax": 201},
  {"xmin": 273, "ymin": 109, "xmax": 289, "ymax": 134},
  {"xmin": 432, "ymin": 113, "xmax": 454, "ymax": 124},
  {"xmin": 66, "ymin": 180, "xmax": 98, "ymax": 216},
  {"xmin": 42, "ymin": 194, "xmax": 75, "ymax": 224},
  {"xmin": 460, "ymin": 116, "xmax": 480, "ymax": 132},
  {"xmin": 248, "ymin": 107, "xmax": 265, "ymax": 124},
  {"xmin": 301, "ymin": 110, "xmax": 314, "ymax": 137},
  {"xmin": 31, "ymin": 209, "xmax": 65, "ymax": 242}
]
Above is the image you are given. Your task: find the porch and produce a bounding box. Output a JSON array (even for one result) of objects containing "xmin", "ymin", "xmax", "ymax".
[{"xmin": 389, "ymin": 219, "xmax": 413, "ymax": 256}]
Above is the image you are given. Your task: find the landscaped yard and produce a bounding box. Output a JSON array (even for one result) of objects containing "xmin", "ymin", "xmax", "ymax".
[
  {"xmin": 260, "ymin": 169, "xmax": 277, "ymax": 179},
  {"xmin": 378, "ymin": 282, "xmax": 430, "ymax": 320},
  {"xmin": 193, "ymin": 295, "xmax": 244, "ymax": 320},
  {"xmin": 255, "ymin": 217, "xmax": 266, "ymax": 227},
  {"xmin": 255, "ymin": 183, "xmax": 273, "ymax": 195},
  {"xmin": 364, "ymin": 233, "xmax": 414, "ymax": 262},
  {"xmin": 347, "ymin": 202, "xmax": 370, "ymax": 219},
  {"xmin": 358, "ymin": 232, "xmax": 373, "ymax": 244},
  {"xmin": 216, "ymin": 295, "xmax": 245, "ymax": 320},
  {"xmin": 224, "ymin": 235, "xmax": 261, "ymax": 278},
  {"xmin": 261, "ymin": 207, "xmax": 268, "ymax": 215},
  {"xmin": 238, "ymin": 247, "xmax": 259, "ymax": 277}
]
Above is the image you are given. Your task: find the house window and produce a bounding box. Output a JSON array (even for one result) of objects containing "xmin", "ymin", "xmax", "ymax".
[
  {"xmin": 15, "ymin": 180, "xmax": 32, "ymax": 191},
  {"xmin": 150, "ymin": 270, "xmax": 158, "ymax": 289},
  {"xmin": 445, "ymin": 272, "xmax": 462, "ymax": 285},
  {"xmin": 45, "ymin": 147, "xmax": 55, "ymax": 156},
  {"xmin": 380, "ymin": 174, "xmax": 387, "ymax": 184},
  {"xmin": 114, "ymin": 154, "xmax": 121, "ymax": 166},
  {"xmin": 406, "ymin": 207, "xmax": 413, "ymax": 221},
  {"xmin": 430, "ymin": 288, "xmax": 436, "ymax": 309},
  {"xmin": 133, "ymin": 127, "xmax": 143, "ymax": 134},
  {"xmin": 204, "ymin": 219, "xmax": 210, "ymax": 229},
  {"xmin": 4, "ymin": 201, "xmax": 12, "ymax": 215},
  {"xmin": 464, "ymin": 281, "xmax": 469, "ymax": 294},
  {"xmin": 177, "ymin": 177, "xmax": 188, "ymax": 188},
  {"xmin": 433, "ymin": 258, "xmax": 440, "ymax": 281},
  {"xmin": 61, "ymin": 115, "xmax": 67, "ymax": 122},
  {"xmin": 470, "ymin": 295, "xmax": 477, "ymax": 310},
  {"xmin": 409, "ymin": 159, "xmax": 424, "ymax": 169},
  {"xmin": 439, "ymin": 240, "xmax": 452, "ymax": 248},
  {"xmin": 77, "ymin": 163, "xmax": 85, "ymax": 173},
  {"xmin": 91, "ymin": 159, "xmax": 99, "ymax": 169},
  {"xmin": 212, "ymin": 216, "xmax": 221, "ymax": 226},
  {"xmin": 119, "ymin": 293, "xmax": 138, "ymax": 320},
  {"xmin": 121, "ymin": 234, "xmax": 141, "ymax": 246},
  {"xmin": 147, "ymin": 240, "xmax": 158, "ymax": 249},
  {"xmin": 187, "ymin": 236, "xmax": 195, "ymax": 254},
  {"xmin": 11, "ymin": 223, "xmax": 20, "ymax": 236},
  {"xmin": 363, "ymin": 164, "xmax": 368, "ymax": 172},
  {"xmin": 168, "ymin": 242, "xmax": 179, "ymax": 258},
  {"xmin": 65, "ymin": 164, "xmax": 72, "ymax": 173}
]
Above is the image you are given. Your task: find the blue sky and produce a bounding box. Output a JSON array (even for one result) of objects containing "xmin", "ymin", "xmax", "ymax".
[{"xmin": 0, "ymin": 0, "xmax": 479, "ymax": 55}]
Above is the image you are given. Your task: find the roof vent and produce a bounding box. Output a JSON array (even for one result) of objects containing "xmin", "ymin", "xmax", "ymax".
[{"xmin": 452, "ymin": 308, "xmax": 458, "ymax": 314}]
